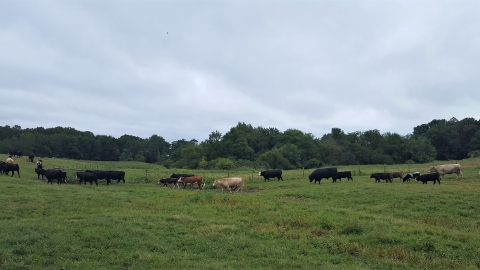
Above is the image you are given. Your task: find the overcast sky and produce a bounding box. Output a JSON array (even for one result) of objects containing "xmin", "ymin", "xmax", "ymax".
[{"xmin": 1, "ymin": 1, "xmax": 479, "ymax": 142}]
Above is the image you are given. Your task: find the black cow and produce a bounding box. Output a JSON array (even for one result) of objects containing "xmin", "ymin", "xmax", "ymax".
[
  {"xmin": 8, "ymin": 151, "xmax": 22, "ymax": 158},
  {"xmin": 403, "ymin": 172, "xmax": 421, "ymax": 182},
  {"xmin": 0, "ymin": 161, "xmax": 5, "ymax": 175},
  {"xmin": 416, "ymin": 173, "xmax": 440, "ymax": 184},
  {"xmin": 337, "ymin": 171, "xmax": 353, "ymax": 181},
  {"xmin": 3, "ymin": 163, "xmax": 20, "ymax": 177},
  {"xmin": 309, "ymin": 167, "xmax": 338, "ymax": 184},
  {"xmin": 370, "ymin": 173, "xmax": 393, "ymax": 183},
  {"xmin": 44, "ymin": 169, "xmax": 65, "ymax": 184},
  {"xmin": 170, "ymin": 173, "xmax": 194, "ymax": 179},
  {"xmin": 76, "ymin": 172, "xmax": 98, "ymax": 186},
  {"xmin": 108, "ymin": 170, "xmax": 125, "ymax": 183},
  {"xmin": 158, "ymin": 177, "xmax": 180, "ymax": 188},
  {"xmin": 35, "ymin": 168, "xmax": 46, "ymax": 180},
  {"xmin": 86, "ymin": 170, "xmax": 125, "ymax": 185},
  {"xmin": 28, "ymin": 154, "xmax": 34, "ymax": 162},
  {"xmin": 258, "ymin": 170, "xmax": 283, "ymax": 181}
]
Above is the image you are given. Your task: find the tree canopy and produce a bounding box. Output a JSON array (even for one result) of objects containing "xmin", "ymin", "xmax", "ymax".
[{"xmin": 1, "ymin": 117, "xmax": 477, "ymax": 169}]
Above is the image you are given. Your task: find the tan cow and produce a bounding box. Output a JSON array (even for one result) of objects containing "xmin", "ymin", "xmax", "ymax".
[
  {"xmin": 391, "ymin": 171, "xmax": 403, "ymax": 181},
  {"xmin": 429, "ymin": 164, "xmax": 462, "ymax": 179},
  {"xmin": 178, "ymin": 176, "xmax": 204, "ymax": 189},
  {"xmin": 213, "ymin": 177, "xmax": 244, "ymax": 192}
]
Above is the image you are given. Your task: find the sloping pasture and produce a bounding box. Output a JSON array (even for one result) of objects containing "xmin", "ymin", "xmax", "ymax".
[{"xmin": 1, "ymin": 155, "xmax": 479, "ymax": 269}]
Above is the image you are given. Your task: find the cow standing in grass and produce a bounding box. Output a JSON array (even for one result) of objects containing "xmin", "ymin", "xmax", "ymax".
[
  {"xmin": 309, "ymin": 168, "xmax": 338, "ymax": 184},
  {"xmin": 259, "ymin": 170, "xmax": 283, "ymax": 181},
  {"xmin": 3, "ymin": 163, "xmax": 20, "ymax": 177},
  {"xmin": 370, "ymin": 173, "xmax": 392, "ymax": 183},
  {"xmin": 429, "ymin": 164, "xmax": 462, "ymax": 179},
  {"xmin": 391, "ymin": 171, "xmax": 403, "ymax": 181},
  {"xmin": 158, "ymin": 178, "xmax": 180, "ymax": 188},
  {"xmin": 44, "ymin": 169, "xmax": 65, "ymax": 184},
  {"xmin": 76, "ymin": 172, "xmax": 98, "ymax": 186},
  {"xmin": 416, "ymin": 173, "xmax": 441, "ymax": 184},
  {"xmin": 403, "ymin": 172, "xmax": 421, "ymax": 182},
  {"xmin": 213, "ymin": 177, "xmax": 244, "ymax": 192},
  {"xmin": 178, "ymin": 176, "xmax": 204, "ymax": 189},
  {"xmin": 336, "ymin": 171, "xmax": 353, "ymax": 181}
]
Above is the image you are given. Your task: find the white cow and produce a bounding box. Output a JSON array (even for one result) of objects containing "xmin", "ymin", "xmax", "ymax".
[
  {"xmin": 212, "ymin": 177, "xmax": 244, "ymax": 192},
  {"xmin": 429, "ymin": 164, "xmax": 462, "ymax": 179}
]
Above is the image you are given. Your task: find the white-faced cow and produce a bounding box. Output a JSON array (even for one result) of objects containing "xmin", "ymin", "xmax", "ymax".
[
  {"xmin": 258, "ymin": 170, "xmax": 283, "ymax": 181},
  {"xmin": 403, "ymin": 172, "xmax": 421, "ymax": 182}
]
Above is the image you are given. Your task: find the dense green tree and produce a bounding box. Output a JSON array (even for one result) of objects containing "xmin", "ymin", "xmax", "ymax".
[{"xmin": 258, "ymin": 148, "xmax": 291, "ymax": 169}]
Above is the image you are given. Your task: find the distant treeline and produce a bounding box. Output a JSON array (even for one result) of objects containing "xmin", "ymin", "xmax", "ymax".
[{"xmin": 1, "ymin": 117, "xmax": 479, "ymax": 169}]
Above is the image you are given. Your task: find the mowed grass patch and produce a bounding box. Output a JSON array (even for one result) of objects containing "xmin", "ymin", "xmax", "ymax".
[{"xmin": 1, "ymin": 156, "xmax": 480, "ymax": 269}]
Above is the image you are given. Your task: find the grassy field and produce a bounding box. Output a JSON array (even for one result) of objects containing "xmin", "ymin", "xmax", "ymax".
[{"xmin": 1, "ymin": 155, "xmax": 480, "ymax": 269}]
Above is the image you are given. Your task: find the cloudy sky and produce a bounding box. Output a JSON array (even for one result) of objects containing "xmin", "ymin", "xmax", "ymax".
[{"xmin": 1, "ymin": 1, "xmax": 479, "ymax": 142}]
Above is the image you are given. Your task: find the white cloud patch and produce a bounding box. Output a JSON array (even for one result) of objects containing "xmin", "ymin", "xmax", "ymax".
[{"xmin": 1, "ymin": 0, "xmax": 480, "ymax": 141}]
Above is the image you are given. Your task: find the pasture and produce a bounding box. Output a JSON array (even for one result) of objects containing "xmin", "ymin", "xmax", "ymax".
[{"xmin": 1, "ymin": 155, "xmax": 480, "ymax": 269}]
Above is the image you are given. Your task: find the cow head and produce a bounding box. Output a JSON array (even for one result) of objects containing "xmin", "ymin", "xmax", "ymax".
[
  {"xmin": 212, "ymin": 180, "xmax": 219, "ymax": 187},
  {"xmin": 258, "ymin": 172, "xmax": 262, "ymax": 176},
  {"xmin": 429, "ymin": 166, "xmax": 437, "ymax": 173},
  {"xmin": 177, "ymin": 177, "xmax": 183, "ymax": 183}
]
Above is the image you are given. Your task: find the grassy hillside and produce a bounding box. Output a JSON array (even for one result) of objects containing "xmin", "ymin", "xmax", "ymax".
[{"xmin": 1, "ymin": 154, "xmax": 480, "ymax": 269}]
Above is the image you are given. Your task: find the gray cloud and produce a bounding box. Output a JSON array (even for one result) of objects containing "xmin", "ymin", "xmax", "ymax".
[{"xmin": 1, "ymin": 0, "xmax": 479, "ymax": 142}]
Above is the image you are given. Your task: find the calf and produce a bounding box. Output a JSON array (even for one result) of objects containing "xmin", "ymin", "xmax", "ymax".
[
  {"xmin": 158, "ymin": 177, "xmax": 180, "ymax": 188},
  {"xmin": 416, "ymin": 173, "xmax": 440, "ymax": 184},
  {"xmin": 337, "ymin": 171, "xmax": 353, "ymax": 181},
  {"xmin": 370, "ymin": 173, "xmax": 392, "ymax": 183},
  {"xmin": 35, "ymin": 168, "xmax": 46, "ymax": 180},
  {"xmin": 391, "ymin": 171, "xmax": 403, "ymax": 181},
  {"xmin": 403, "ymin": 172, "xmax": 421, "ymax": 182},
  {"xmin": 28, "ymin": 154, "xmax": 34, "ymax": 162},
  {"xmin": 178, "ymin": 176, "xmax": 204, "ymax": 189},
  {"xmin": 213, "ymin": 177, "xmax": 244, "ymax": 192}
]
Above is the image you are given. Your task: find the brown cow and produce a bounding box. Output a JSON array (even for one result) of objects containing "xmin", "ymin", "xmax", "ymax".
[
  {"xmin": 178, "ymin": 176, "xmax": 204, "ymax": 189},
  {"xmin": 391, "ymin": 171, "xmax": 403, "ymax": 181},
  {"xmin": 213, "ymin": 177, "xmax": 244, "ymax": 192}
]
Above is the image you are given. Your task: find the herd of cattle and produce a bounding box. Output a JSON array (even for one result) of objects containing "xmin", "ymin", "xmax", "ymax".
[{"xmin": 0, "ymin": 155, "xmax": 466, "ymax": 191}]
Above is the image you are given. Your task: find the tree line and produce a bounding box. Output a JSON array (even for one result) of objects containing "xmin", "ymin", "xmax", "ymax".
[{"xmin": 1, "ymin": 117, "xmax": 479, "ymax": 169}]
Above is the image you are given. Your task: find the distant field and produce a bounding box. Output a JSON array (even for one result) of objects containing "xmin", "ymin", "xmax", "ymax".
[{"xmin": 1, "ymin": 154, "xmax": 479, "ymax": 269}]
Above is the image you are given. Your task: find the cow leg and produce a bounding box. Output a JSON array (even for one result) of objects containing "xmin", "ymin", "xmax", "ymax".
[{"xmin": 17, "ymin": 171, "xmax": 20, "ymax": 178}]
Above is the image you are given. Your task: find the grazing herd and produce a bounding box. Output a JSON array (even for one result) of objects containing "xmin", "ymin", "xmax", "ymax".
[{"xmin": 0, "ymin": 153, "xmax": 469, "ymax": 191}]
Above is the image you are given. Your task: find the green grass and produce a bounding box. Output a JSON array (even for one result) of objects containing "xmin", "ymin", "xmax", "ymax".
[{"xmin": 1, "ymin": 155, "xmax": 480, "ymax": 269}]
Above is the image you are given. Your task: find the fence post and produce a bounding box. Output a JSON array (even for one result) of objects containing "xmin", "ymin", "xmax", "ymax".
[
  {"xmin": 302, "ymin": 167, "xmax": 304, "ymax": 177},
  {"xmin": 251, "ymin": 171, "xmax": 253, "ymax": 181}
]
